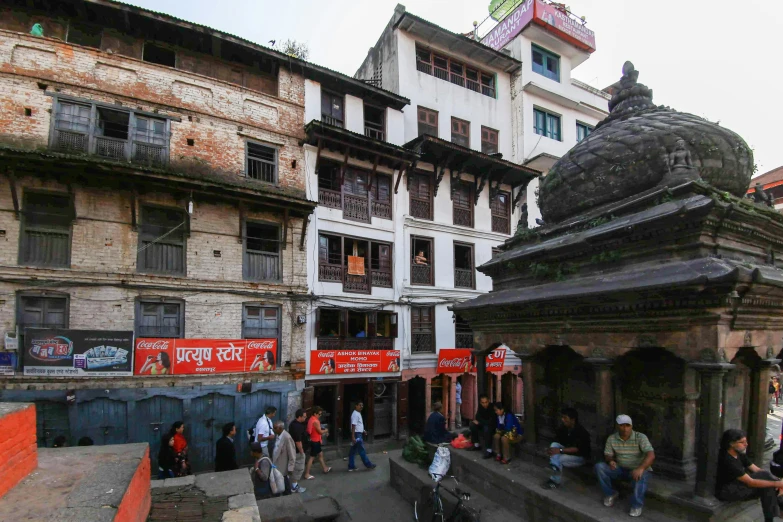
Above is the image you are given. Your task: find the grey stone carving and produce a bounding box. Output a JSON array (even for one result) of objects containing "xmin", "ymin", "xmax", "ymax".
[
  {"xmin": 518, "ymin": 203, "xmax": 529, "ymax": 229},
  {"xmin": 753, "ymin": 182, "xmax": 773, "ymax": 207}
]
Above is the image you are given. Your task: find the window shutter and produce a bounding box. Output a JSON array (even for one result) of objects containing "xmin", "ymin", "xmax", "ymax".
[{"xmin": 390, "ymin": 313, "xmax": 398, "ymax": 338}]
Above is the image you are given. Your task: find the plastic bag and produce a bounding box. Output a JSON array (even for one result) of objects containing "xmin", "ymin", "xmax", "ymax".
[
  {"xmin": 450, "ymin": 434, "xmax": 472, "ymax": 449},
  {"xmin": 429, "ymin": 445, "xmax": 451, "ymax": 481}
]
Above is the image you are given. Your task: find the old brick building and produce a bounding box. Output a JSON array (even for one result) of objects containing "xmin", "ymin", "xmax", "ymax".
[{"xmin": 0, "ymin": 0, "xmax": 399, "ymax": 471}]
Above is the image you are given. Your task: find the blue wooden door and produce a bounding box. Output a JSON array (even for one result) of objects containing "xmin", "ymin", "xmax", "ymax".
[
  {"xmin": 35, "ymin": 401, "xmax": 70, "ymax": 447},
  {"xmin": 189, "ymin": 393, "xmax": 235, "ymax": 472},
  {"xmin": 238, "ymin": 389, "xmax": 282, "ymax": 466},
  {"xmin": 77, "ymin": 398, "xmax": 128, "ymax": 445},
  {"xmin": 135, "ymin": 396, "xmax": 183, "ymax": 471}
]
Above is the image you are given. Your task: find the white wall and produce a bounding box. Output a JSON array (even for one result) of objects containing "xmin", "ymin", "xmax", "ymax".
[
  {"xmin": 304, "ymin": 79, "xmax": 321, "ymax": 124},
  {"xmin": 344, "ymin": 94, "xmax": 365, "ymax": 134},
  {"xmin": 386, "ymin": 107, "xmax": 405, "ymax": 146}
]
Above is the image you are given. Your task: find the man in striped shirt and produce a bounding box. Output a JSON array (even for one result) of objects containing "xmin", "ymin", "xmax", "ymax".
[{"xmin": 595, "ymin": 414, "xmax": 655, "ymax": 518}]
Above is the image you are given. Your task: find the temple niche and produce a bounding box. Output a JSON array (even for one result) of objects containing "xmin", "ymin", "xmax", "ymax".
[{"xmin": 454, "ymin": 61, "xmax": 783, "ymax": 503}]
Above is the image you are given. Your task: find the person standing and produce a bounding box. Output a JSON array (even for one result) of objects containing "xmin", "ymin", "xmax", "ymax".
[
  {"xmin": 255, "ymin": 406, "xmax": 277, "ymax": 457},
  {"xmin": 595, "ymin": 415, "xmax": 655, "ymax": 518},
  {"xmin": 348, "ymin": 402, "xmax": 376, "ymax": 471},
  {"xmin": 170, "ymin": 421, "xmax": 190, "ymax": 476},
  {"xmin": 287, "ymin": 409, "xmax": 308, "ymax": 493},
  {"xmin": 468, "ymin": 394, "xmax": 495, "ymax": 458},
  {"xmin": 455, "ymin": 378, "xmax": 462, "ymax": 429},
  {"xmin": 770, "ymin": 379, "xmax": 777, "ymax": 414},
  {"xmin": 215, "ymin": 422, "xmax": 238, "ymax": 472},
  {"xmin": 716, "ymin": 429, "xmax": 783, "ymax": 522},
  {"xmin": 272, "ymin": 421, "xmax": 296, "ymax": 494},
  {"xmin": 157, "ymin": 434, "xmax": 177, "ymax": 479},
  {"xmin": 543, "ymin": 407, "xmax": 591, "ymax": 489},
  {"xmin": 775, "ymin": 378, "xmax": 781, "ymax": 407},
  {"xmin": 303, "ymin": 406, "xmax": 331, "ymax": 479}
]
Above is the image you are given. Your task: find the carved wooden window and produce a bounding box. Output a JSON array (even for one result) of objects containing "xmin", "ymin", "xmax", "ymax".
[
  {"xmin": 451, "ymin": 117, "xmax": 470, "ymax": 148},
  {"xmin": 409, "ymin": 173, "xmax": 433, "ymax": 220},
  {"xmin": 481, "ymin": 126, "xmax": 499, "ymax": 155},
  {"xmin": 411, "ymin": 236, "xmax": 434, "ymax": 286},
  {"xmin": 491, "ymin": 191, "xmax": 511, "ymax": 235},
  {"xmin": 411, "ymin": 306, "xmax": 435, "ymax": 353},
  {"xmin": 417, "ymin": 107, "xmax": 438, "ymax": 137},
  {"xmin": 455, "ymin": 314, "xmax": 474, "ymax": 349},
  {"xmin": 453, "ymin": 242, "xmax": 475, "ymax": 289},
  {"xmin": 452, "ymin": 181, "xmax": 473, "ymax": 228},
  {"xmin": 322, "ymin": 91, "xmax": 344, "ymax": 128}
]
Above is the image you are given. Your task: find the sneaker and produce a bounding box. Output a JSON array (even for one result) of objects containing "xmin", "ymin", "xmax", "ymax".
[
  {"xmin": 348, "ymin": 468, "xmax": 357, "ymax": 472},
  {"xmin": 367, "ymin": 464, "xmax": 377, "ymax": 470},
  {"xmin": 295, "ymin": 486, "xmax": 306, "ymax": 494},
  {"xmin": 483, "ymin": 451, "xmax": 494, "ymax": 460},
  {"xmin": 541, "ymin": 480, "xmax": 560, "ymax": 490},
  {"xmin": 629, "ymin": 506, "xmax": 643, "ymax": 517},
  {"xmin": 603, "ymin": 492, "xmax": 619, "ymax": 507}
]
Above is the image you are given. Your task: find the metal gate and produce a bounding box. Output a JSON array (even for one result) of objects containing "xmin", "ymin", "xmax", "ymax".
[
  {"xmin": 134, "ymin": 396, "xmax": 184, "ymax": 472},
  {"xmin": 77, "ymin": 398, "xmax": 128, "ymax": 445},
  {"xmin": 35, "ymin": 401, "xmax": 70, "ymax": 447},
  {"xmin": 238, "ymin": 389, "xmax": 283, "ymax": 466},
  {"xmin": 188, "ymin": 393, "xmax": 235, "ymax": 473}
]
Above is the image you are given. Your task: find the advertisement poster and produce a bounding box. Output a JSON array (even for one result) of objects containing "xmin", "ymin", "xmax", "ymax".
[
  {"xmin": 481, "ymin": 0, "xmax": 534, "ymax": 51},
  {"xmin": 134, "ymin": 338, "xmax": 277, "ymax": 375},
  {"xmin": 23, "ymin": 329, "xmax": 134, "ymax": 377},
  {"xmin": 309, "ymin": 350, "xmax": 401, "ymax": 375},
  {"xmin": 437, "ymin": 347, "xmax": 507, "ymax": 374},
  {"xmin": 533, "ymin": 0, "xmax": 596, "ymax": 51},
  {"xmin": 0, "ymin": 352, "xmax": 16, "ymax": 376}
]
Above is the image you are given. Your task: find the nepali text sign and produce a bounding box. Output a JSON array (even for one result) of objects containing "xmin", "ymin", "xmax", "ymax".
[
  {"xmin": 437, "ymin": 348, "xmax": 507, "ymax": 373},
  {"xmin": 309, "ymin": 350, "xmax": 401, "ymax": 375},
  {"xmin": 23, "ymin": 329, "xmax": 134, "ymax": 377},
  {"xmin": 533, "ymin": 1, "xmax": 596, "ymax": 51},
  {"xmin": 482, "ymin": 0, "xmax": 534, "ymax": 51},
  {"xmin": 134, "ymin": 338, "xmax": 277, "ymax": 375}
]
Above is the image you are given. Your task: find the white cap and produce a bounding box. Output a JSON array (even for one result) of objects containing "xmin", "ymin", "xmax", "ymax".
[{"xmin": 616, "ymin": 414, "xmax": 633, "ymax": 426}]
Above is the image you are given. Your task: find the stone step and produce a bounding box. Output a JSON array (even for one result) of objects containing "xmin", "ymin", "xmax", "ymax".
[{"xmin": 390, "ymin": 451, "xmax": 519, "ymax": 522}]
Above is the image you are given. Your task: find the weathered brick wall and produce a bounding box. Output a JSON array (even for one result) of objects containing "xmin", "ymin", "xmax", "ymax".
[
  {"xmin": 0, "ymin": 29, "xmax": 306, "ymax": 192},
  {"xmin": 0, "ymin": 403, "xmax": 37, "ymax": 500}
]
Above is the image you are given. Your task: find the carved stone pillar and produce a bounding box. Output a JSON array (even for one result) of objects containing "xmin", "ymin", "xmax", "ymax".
[
  {"xmin": 449, "ymin": 375, "xmax": 457, "ymax": 430},
  {"xmin": 475, "ymin": 350, "xmax": 487, "ymax": 397},
  {"xmin": 519, "ymin": 355, "xmax": 536, "ymax": 443},
  {"xmin": 689, "ymin": 361, "xmax": 734, "ymax": 500},
  {"xmin": 586, "ymin": 357, "xmax": 615, "ymax": 457},
  {"xmin": 495, "ymin": 374, "xmax": 502, "ymax": 403},
  {"xmin": 748, "ymin": 359, "xmax": 780, "ymax": 463}
]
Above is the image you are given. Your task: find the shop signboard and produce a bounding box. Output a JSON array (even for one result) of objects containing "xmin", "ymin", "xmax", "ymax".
[
  {"xmin": 437, "ymin": 347, "xmax": 507, "ymax": 373},
  {"xmin": 0, "ymin": 352, "xmax": 16, "ymax": 375},
  {"xmin": 134, "ymin": 338, "xmax": 277, "ymax": 375},
  {"xmin": 309, "ymin": 349, "xmax": 401, "ymax": 375},
  {"xmin": 23, "ymin": 329, "xmax": 134, "ymax": 377}
]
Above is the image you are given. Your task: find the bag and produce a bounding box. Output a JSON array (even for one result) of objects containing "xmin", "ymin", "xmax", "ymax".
[
  {"xmin": 429, "ymin": 445, "xmax": 451, "ymax": 482},
  {"xmin": 248, "ymin": 416, "xmax": 261, "ymax": 442},
  {"xmin": 255, "ymin": 456, "xmax": 286, "ymax": 496},
  {"xmin": 302, "ymin": 423, "xmax": 312, "ymax": 452},
  {"xmin": 450, "ymin": 434, "xmax": 472, "ymax": 449}
]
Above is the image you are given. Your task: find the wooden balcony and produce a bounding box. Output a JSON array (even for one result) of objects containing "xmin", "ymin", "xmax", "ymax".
[
  {"xmin": 454, "ymin": 268, "xmax": 474, "ymax": 289},
  {"xmin": 343, "ymin": 194, "xmax": 370, "ymax": 223},
  {"xmin": 411, "ymin": 264, "xmax": 433, "ymax": 286}
]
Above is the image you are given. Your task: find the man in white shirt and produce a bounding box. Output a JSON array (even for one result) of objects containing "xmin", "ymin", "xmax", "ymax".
[
  {"xmin": 348, "ymin": 402, "xmax": 376, "ymax": 471},
  {"xmin": 255, "ymin": 406, "xmax": 277, "ymax": 457}
]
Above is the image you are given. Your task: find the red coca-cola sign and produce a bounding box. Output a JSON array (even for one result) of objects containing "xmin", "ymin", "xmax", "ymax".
[
  {"xmin": 134, "ymin": 338, "xmax": 277, "ymax": 375},
  {"xmin": 136, "ymin": 339, "xmax": 170, "ymax": 350},
  {"xmin": 437, "ymin": 348, "xmax": 508, "ymax": 374}
]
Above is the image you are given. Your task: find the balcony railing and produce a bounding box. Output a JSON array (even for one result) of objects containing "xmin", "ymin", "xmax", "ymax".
[
  {"xmin": 364, "ymin": 124, "xmax": 385, "ymax": 142},
  {"xmin": 343, "ymin": 194, "xmax": 370, "ymax": 223},
  {"xmin": 450, "ymin": 72, "xmax": 465, "ymax": 88},
  {"xmin": 416, "ymin": 61, "xmax": 432, "ymax": 75},
  {"xmin": 466, "ymin": 78, "xmax": 480, "ymax": 93},
  {"xmin": 416, "ymin": 62, "xmax": 495, "ymax": 98},
  {"xmin": 455, "ymin": 332, "xmax": 474, "ymax": 349},
  {"xmin": 412, "ymin": 333, "xmax": 434, "ymax": 353},
  {"xmin": 317, "ymin": 337, "xmax": 393, "ymax": 351},
  {"xmin": 371, "ymin": 200, "xmax": 392, "ymax": 220},
  {"xmin": 453, "ymin": 207, "xmax": 472, "ymax": 228},
  {"xmin": 344, "ymin": 273, "xmax": 370, "ymax": 294},
  {"xmin": 371, "ymin": 270, "xmax": 392, "ymax": 288},
  {"xmin": 454, "ymin": 268, "xmax": 474, "ymax": 289},
  {"xmin": 433, "ymin": 66, "xmax": 449, "ymax": 81},
  {"xmin": 492, "ymin": 215, "xmax": 511, "ymax": 235},
  {"xmin": 482, "ymin": 84, "xmax": 496, "ymax": 98},
  {"xmin": 319, "ymin": 188, "xmax": 342, "ymax": 209},
  {"xmin": 52, "ymin": 125, "xmax": 168, "ymax": 166},
  {"xmin": 410, "ymin": 198, "xmax": 431, "ymax": 220},
  {"xmin": 322, "ymin": 115, "xmax": 344, "ymax": 128},
  {"xmin": 319, "ymin": 264, "xmax": 343, "ymax": 282},
  {"xmin": 95, "ymin": 136, "xmax": 127, "ymax": 160},
  {"xmin": 411, "ymin": 264, "xmax": 433, "ymax": 286}
]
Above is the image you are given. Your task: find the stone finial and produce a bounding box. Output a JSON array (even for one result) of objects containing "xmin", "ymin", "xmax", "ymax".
[
  {"xmin": 753, "ymin": 182, "xmax": 774, "ymax": 207},
  {"xmin": 606, "ymin": 60, "xmax": 656, "ymax": 119},
  {"xmin": 718, "ymin": 348, "xmax": 728, "ymax": 363},
  {"xmin": 767, "ymin": 346, "xmax": 776, "ymax": 359}
]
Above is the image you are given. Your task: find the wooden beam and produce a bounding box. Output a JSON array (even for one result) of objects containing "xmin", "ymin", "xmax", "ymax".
[
  {"xmin": 237, "ymin": 202, "xmax": 245, "ymax": 244},
  {"xmin": 338, "ymin": 148, "xmax": 350, "ymax": 187},
  {"xmin": 367, "ymin": 155, "xmax": 380, "ymax": 192},
  {"xmin": 433, "ymin": 163, "xmax": 446, "ymax": 197},
  {"xmin": 394, "ymin": 164, "xmax": 405, "ymax": 194},
  {"xmin": 474, "ymin": 170, "xmax": 489, "ymax": 205},
  {"xmin": 282, "ymin": 208, "xmax": 289, "ymax": 250},
  {"xmin": 7, "ymin": 169, "xmax": 19, "ymax": 220},
  {"xmin": 315, "ymin": 138, "xmax": 323, "ymax": 171},
  {"xmin": 299, "ymin": 216, "xmax": 309, "ymax": 251},
  {"xmin": 312, "ymin": 132, "xmax": 416, "ymax": 167}
]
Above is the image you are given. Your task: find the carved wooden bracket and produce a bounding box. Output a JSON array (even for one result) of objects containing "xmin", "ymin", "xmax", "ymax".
[
  {"xmin": 449, "ymin": 169, "xmax": 461, "ymax": 200},
  {"xmin": 512, "ymin": 184, "xmax": 526, "ymax": 209},
  {"xmin": 474, "ymin": 171, "xmax": 489, "ymax": 205},
  {"xmin": 299, "ymin": 215, "xmax": 309, "ymax": 251},
  {"xmin": 7, "ymin": 169, "xmax": 19, "ymax": 220},
  {"xmin": 433, "ymin": 163, "xmax": 445, "ymax": 197},
  {"xmin": 489, "ymin": 173, "xmax": 506, "ymax": 202}
]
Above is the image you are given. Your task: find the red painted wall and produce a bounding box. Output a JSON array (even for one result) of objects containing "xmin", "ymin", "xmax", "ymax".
[
  {"xmin": 114, "ymin": 446, "xmax": 151, "ymax": 522},
  {"xmin": 0, "ymin": 404, "xmax": 38, "ymax": 500}
]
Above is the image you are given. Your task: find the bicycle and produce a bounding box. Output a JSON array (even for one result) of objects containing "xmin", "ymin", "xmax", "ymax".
[{"xmin": 414, "ymin": 473, "xmax": 479, "ymax": 522}]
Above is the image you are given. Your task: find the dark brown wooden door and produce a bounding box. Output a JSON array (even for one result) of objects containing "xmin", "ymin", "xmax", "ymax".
[
  {"xmin": 397, "ymin": 381, "xmax": 409, "ymax": 433},
  {"xmin": 302, "ymin": 386, "xmax": 314, "ymax": 415}
]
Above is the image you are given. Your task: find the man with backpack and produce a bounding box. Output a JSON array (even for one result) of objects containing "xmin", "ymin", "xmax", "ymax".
[{"xmin": 287, "ymin": 409, "xmax": 308, "ymax": 494}]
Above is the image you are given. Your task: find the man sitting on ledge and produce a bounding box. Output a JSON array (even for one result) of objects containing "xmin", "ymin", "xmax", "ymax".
[
  {"xmin": 595, "ymin": 414, "xmax": 655, "ymax": 518},
  {"xmin": 492, "ymin": 402, "xmax": 523, "ymax": 465},
  {"xmin": 424, "ymin": 402, "xmax": 454, "ymax": 444},
  {"xmin": 543, "ymin": 407, "xmax": 591, "ymax": 489},
  {"xmin": 716, "ymin": 429, "xmax": 783, "ymax": 522},
  {"xmin": 468, "ymin": 394, "xmax": 495, "ymax": 459}
]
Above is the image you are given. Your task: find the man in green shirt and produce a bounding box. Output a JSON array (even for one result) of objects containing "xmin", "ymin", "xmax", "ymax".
[{"xmin": 595, "ymin": 414, "xmax": 655, "ymax": 518}]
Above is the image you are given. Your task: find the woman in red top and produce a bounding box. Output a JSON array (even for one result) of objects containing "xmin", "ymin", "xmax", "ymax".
[
  {"xmin": 303, "ymin": 406, "xmax": 331, "ymax": 480},
  {"xmin": 169, "ymin": 421, "xmax": 190, "ymax": 476}
]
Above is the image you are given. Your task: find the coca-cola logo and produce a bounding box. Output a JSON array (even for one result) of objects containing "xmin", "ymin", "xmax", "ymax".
[
  {"xmin": 247, "ymin": 340, "xmax": 275, "ymax": 350},
  {"xmin": 137, "ymin": 340, "xmax": 170, "ymax": 350},
  {"xmin": 439, "ymin": 357, "xmax": 470, "ymax": 368}
]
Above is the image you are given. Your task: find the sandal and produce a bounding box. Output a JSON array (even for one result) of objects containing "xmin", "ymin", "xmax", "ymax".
[
  {"xmin": 541, "ymin": 480, "xmax": 559, "ymax": 490},
  {"xmin": 304, "ymin": 475, "xmax": 315, "ymax": 480},
  {"xmin": 324, "ymin": 467, "xmax": 332, "ymax": 474}
]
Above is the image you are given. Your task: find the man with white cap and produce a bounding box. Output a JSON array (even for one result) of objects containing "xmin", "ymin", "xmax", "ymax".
[{"xmin": 595, "ymin": 414, "xmax": 655, "ymax": 517}]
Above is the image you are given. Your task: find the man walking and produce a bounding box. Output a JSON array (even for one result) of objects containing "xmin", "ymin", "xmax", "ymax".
[
  {"xmin": 287, "ymin": 409, "xmax": 308, "ymax": 493},
  {"xmin": 468, "ymin": 394, "xmax": 495, "ymax": 458},
  {"xmin": 255, "ymin": 406, "xmax": 277, "ymax": 457},
  {"xmin": 272, "ymin": 421, "xmax": 296, "ymax": 494},
  {"xmin": 595, "ymin": 414, "xmax": 655, "ymax": 518},
  {"xmin": 543, "ymin": 408, "xmax": 590, "ymax": 489},
  {"xmin": 348, "ymin": 402, "xmax": 376, "ymax": 471},
  {"xmin": 215, "ymin": 422, "xmax": 238, "ymax": 472}
]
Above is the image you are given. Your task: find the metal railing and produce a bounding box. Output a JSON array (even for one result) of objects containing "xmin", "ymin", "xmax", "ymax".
[
  {"xmin": 454, "ymin": 268, "xmax": 474, "ymax": 289},
  {"xmin": 247, "ymin": 157, "xmax": 276, "ymax": 183},
  {"xmin": 416, "ymin": 61, "xmax": 432, "ymax": 75},
  {"xmin": 416, "ymin": 62, "xmax": 495, "ymax": 98},
  {"xmin": 450, "ymin": 72, "xmax": 465, "ymax": 87}
]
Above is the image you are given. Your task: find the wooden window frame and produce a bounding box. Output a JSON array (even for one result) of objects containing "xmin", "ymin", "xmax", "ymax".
[
  {"xmin": 417, "ymin": 106, "xmax": 439, "ymax": 138},
  {"xmin": 415, "ymin": 44, "xmax": 496, "ymax": 98},
  {"xmin": 245, "ymin": 140, "xmax": 278, "ymax": 184},
  {"xmin": 18, "ymin": 190, "xmax": 74, "ymax": 268},
  {"xmin": 410, "ymin": 306, "xmax": 436, "ymax": 354},
  {"xmin": 242, "ymin": 303, "xmax": 282, "ymax": 363},
  {"xmin": 452, "ymin": 180, "xmax": 474, "ymax": 228},
  {"xmin": 243, "ymin": 220, "xmax": 282, "ymax": 282},
  {"xmin": 134, "ymin": 298, "xmax": 184, "ymax": 339},
  {"xmin": 533, "ymin": 107, "xmax": 562, "ymax": 141},
  {"xmin": 321, "ymin": 90, "xmax": 345, "ymax": 128},
  {"xmin": 532, "ymin": 45, "xmax": 560, "ymax": 82},
  {"xmin": 453, "ymin": 241, "xmax": 475, "ymax": 289},
  {"xmin": 363, "ymin": 103, "xmax": 386, "ymax": 141},
  {"xmin": 316, "ymin": 232, "xmax": 393, "ymax": 292},
  {"xmin": 409, "ymin": 171, "xmax": 434, "ymax": 221},
  {"xmin": 491, "ymin": 190, "xmax": 511, "ymax": 235},
  {"xmin": 451, "ymin": 117, "xmax": 470, "ymax": 148},
  {"xmin": 410, "ymin": 235, "xmax": 435, "ymax": 286},
  {"xmin": 481, "ymin": 126, "xmax": 499, "ymax": 155},
  {"xmin": 136, "ymin": 204, "xmax": 188, "ymax": 276}
]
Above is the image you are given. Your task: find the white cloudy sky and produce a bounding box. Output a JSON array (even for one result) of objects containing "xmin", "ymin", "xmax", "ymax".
[{"xmin": 128, "ymin": 0, "xmax": 782, "ymax": 175}]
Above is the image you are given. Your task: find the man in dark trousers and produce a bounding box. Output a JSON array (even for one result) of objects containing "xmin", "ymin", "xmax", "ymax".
[
  {"xmin": 468, "ymin": 394, "xmax": 495, "ymax": 459},
  {"xmin": 544, "ymin": 407, "xmax": 591, "ymax": 489},
  {"xmin": 215, "ymin": 422, "xmax": 238, "ymax": 472}
]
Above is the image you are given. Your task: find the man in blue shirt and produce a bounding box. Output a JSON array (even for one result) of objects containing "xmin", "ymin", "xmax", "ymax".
[
  {"xmin": 424, "ymin": 402, "xmax": 454, "ymax": 444},
  {"xmin": 492, "ymin": 402, "xmax": 523, "ymax": 464}
]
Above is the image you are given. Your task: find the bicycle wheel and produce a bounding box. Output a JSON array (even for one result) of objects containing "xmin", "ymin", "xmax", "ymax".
[{"xmin": 415, "ymin": 486, "xmax": 444, "ymax": 522}]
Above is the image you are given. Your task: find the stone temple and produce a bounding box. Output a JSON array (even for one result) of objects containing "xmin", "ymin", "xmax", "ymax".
[{"xmin": 454, "ymin": 61, "xmax": 783, "ymax": 510}]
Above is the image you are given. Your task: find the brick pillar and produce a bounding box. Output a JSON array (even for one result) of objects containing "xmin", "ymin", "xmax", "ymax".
[
  {"xmin": 519, "ymin": 355, "xmax": 536, "ymax": 443},
  {"xmin": 586, "ymin": 357, "xmax": 615, "ymax": 457},
  {"xmin": 690, "ymin": 361, "xmax": 734, "ymax": 500},
  {"xmin": 449, "ymin": 375, "xmax": 457, "ymax": 430}
]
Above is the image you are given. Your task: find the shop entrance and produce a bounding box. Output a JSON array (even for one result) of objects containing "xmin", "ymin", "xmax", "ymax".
[
  {"xmin": 373, "ymin": 382, "xmax": 394, "ymax": 439},
  {"xmin": 408, "ymin": 377, "xmax": 426, "ymax": 435},
  {"xmin": 342, "ymin": 383, "xmax": 368, "ymax": 440},
  {"xmin": 313, "ymin": 384, "xmax": 337, "ymax": 444}
]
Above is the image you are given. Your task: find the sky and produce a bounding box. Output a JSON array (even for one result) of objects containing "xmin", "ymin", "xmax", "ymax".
[{"xmin": 127, "ymin": 0, "xmax": 783, "ymax": 175}]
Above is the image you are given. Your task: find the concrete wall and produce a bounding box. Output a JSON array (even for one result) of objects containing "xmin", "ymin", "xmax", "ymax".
[{"xmin": 344, "ymin": 94, "xmax": 365, "ymax": 135}]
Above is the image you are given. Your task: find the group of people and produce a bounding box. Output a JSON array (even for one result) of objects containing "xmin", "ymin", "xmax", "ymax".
[{"xmin": 157, "ymin": 421, "xmax": 191, "ymax": 478}]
